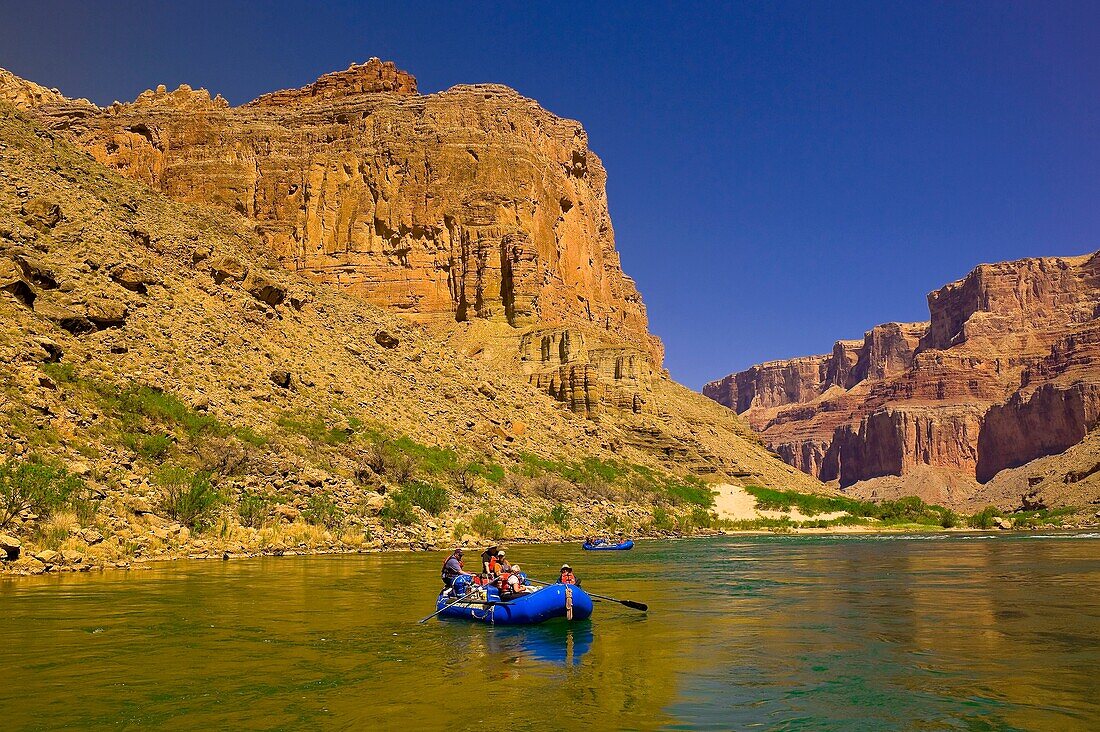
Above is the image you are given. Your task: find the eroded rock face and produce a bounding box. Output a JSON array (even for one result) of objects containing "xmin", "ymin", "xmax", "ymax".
[
  {"xmin": 705, "ymin": 253, "xmax": 1100, "ymax": 502},
  {"xmin": 21, "ymin": 60, "xmax": 660, "ymax": 369},
  {"xmin": 9, "ymin": 59, "xmax": 665, "ymax": 417}
]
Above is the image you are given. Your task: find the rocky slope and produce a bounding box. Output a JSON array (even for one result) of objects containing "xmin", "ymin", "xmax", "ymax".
[
  {"xmin": 6, "ymin": 59, "xmax": 667, "ymax": 419},
  {"xmin": 705, "ymin": 255, "xmax": 1100, "ymax": 511},
  {"xmin": 0, "ymin": 84, "xmax": 814, "ymax": 572}
]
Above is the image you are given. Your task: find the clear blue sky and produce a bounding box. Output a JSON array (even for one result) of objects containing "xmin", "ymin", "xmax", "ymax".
[{"xmin": 2, "ymin": 2, "xmax": 1097, "ymax": 388}]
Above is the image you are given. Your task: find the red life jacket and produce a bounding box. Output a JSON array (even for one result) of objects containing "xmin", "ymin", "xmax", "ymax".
[{"xmin": 560, "ymin": 571, "xmax": 576, "ymax": 585}]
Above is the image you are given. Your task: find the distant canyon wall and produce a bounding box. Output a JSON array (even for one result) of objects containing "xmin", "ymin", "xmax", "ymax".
[{"xmin": 704, "ymin": 253, "xmax": 1100, "ymax": 497}]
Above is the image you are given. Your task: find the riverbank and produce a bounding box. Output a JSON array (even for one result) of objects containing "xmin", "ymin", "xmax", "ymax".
[{"xmin": 4, "ymin": 517, "xmax": 1096, "ymax": 578}]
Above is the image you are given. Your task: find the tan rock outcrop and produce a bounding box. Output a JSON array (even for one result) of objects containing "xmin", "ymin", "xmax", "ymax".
[
  {"xmin": 705, "ymin": 253, "xmax": 1100, "ymax": 508},
  {"xmin": 6, "ymin": 60, "xmax": 667, "ymax": 417},
  {"xmin": 17, "ymin": 62, "xmax": 659, "ymax": 364}
]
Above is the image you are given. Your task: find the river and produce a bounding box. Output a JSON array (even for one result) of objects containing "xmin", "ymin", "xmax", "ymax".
[{"xmin": 2, "ymin": 532, "xmax": 1097, "ymax": 730}]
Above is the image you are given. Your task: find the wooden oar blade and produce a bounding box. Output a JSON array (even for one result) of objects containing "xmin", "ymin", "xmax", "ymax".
[{"xmin": 618, "ymin": 599, "xmax": 648, "ymax": 611}]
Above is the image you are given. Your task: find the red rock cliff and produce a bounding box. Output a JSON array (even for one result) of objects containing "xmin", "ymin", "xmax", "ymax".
[
  {"xmin": 704, "ymin": 253, "xmax": 1100, "ymax": 501},
  {"xmin": 7, "ymin": 59, "xmax": 664, "ymax": 415}
]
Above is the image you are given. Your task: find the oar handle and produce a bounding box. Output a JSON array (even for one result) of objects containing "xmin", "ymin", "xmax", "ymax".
[{"xmin": 527, "ymin": 578, "xmax": 647, "ymax": 611}]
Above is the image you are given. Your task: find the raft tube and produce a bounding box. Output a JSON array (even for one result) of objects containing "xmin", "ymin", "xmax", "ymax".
[
  {"xmin": 582, "ymin": 540, "xmax": 635, "ymax": 551},
  {"xmin": 436, "ymin": 582, "xmax": 593, "ymax": 625}
]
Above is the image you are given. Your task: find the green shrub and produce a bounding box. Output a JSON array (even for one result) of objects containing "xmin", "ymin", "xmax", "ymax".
[
  {"xmin": 687, "ymin": 506, "xmax": 715, "ymax": 530},
  {"xmin": 549, "ymin": 503, "xmax": 570, "ymax": 529},
  {"xmin": 277, "ymin": 411, "xmax": 351, "ymax": 445},
  {"xmin": 939, "ymin": 509, "xmax": 960, "ymax": 528},
  {"xmin": 380, "ymin": 494, "xmax": 419, "ymax": 526},
  {"xmin": 968, "ymin": 505, "xmax": 1004, "ymax": 529},
  {"xmin": 155, "ymin": 466, "xmax": 221, "ymax": 530},
  {"xmin": 115, "ymin": 385, "xmax": 216, "ymax": 437},
  {"xmin": 237, "ymin": 490, "xmax": 272, "ymax": 528},
  {"xmin": 397, "ymin": 481, "xmax": 449, "ymax": 516},
  {"xmin": 469, "ymin": 461, "xmax": 505, "ymax": 484},
  {"xmin": 302, "ymin": 492, "xmax": 344, "ymax": 529},
  {"xmin": 70, "ymin": 489, "xmax": 101, "ymax": 526},
  {"xmin": 470, "ymin": 510, "xmax": 504, "ymax": 538},
  {"xmin": 121, "ymin": 431, "xmax": 173, "ymax": 460},
  {"xmin": 0, "ymin": 459, "xmax": 84, "ymax": 529},
  {"xmin": 39, "ymin": 362, "xmax": 77, "ymax": 384},
  {"xmin": 651, "ymin": 506, "xmax": 675, "ymax": 531},
  {"xmin": 665, "ymin": 475, "xmax": 714, "ymax": 507},
  {"xmin": 390, "ymin": 436, "xmax": 459, "ymax": 475}
]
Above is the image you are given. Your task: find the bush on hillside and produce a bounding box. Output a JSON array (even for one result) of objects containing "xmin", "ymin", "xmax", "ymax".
[
  {"xmin": 0, "ymin": 459, "xmax": 84, "ymax": 529},
  {"xmin": 155, "ymin": 465, "xmax": 222, "ymax": 530}
]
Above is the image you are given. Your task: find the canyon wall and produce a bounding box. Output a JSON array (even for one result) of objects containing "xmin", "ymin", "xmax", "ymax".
[
  {"xmin": 8, "ymin": 59, "xmax": 661, "ymax": 416},
  {"xmin": 704, "ymin": 253, "xmax": 1100, "ymax": 506}
]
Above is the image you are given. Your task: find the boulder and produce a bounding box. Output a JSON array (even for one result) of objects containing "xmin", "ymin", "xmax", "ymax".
[
  {"xmin": 20, "ymin": 197, "xmax": 61, "ymax": 232},
  {"xmin": 79, "ymin": 528, "xmax": 104, "ymax": 545},
  {"xmin": 30, "ymin": 336, "xmax": 63, "ymax": 362},
  {"xmin": 0, "ymin": 533, "xmax": 21, "ymax": 560},
  {"xmin": 269, "ymin": 369, "xmax": 293, "ymax": 389},
  {"xmin": 109, "ymin": 262, "xmax": 158, "ymax": 294},
  {"xmin": 374, "ymin": 330, "xmax": 399, "ymax": 349},
  {"xmin": 1, "ymin": 257, "xmax": 36, "ymax": 307},
  {"xmin": 85, "ymin": 296, "xmax": 128, "ymax": 328},
  {"xmin": 34, "ymin": 299, "xmax": 95, "ymax": 335},
  {"xmin": 34, "ymin": 549, "xmax": 61, "ymax": 564},
  {"xmin": 60, "ymin": 549, "xmax": 84, "ymax": 564},
  {"xmin": 360, "ymin": 492, "xmax": 385, "ymax": 513},
  {"xmin": 244, "ymin": 272, "xmax": 286, "ymax": 306},
  {"xmin": 209, "ymin": 255, "xmax": 247, "ymax": 284}
]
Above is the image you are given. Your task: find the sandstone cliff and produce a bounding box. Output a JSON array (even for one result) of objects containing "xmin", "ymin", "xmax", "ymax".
[
  {"xmin": 4, "ymin": 59, "xmax": 665, "ymax": 419},
  {"xmin": 0, "ymin": 99, "xmax": 822, "ymax": 573},
  {"xmin": 705, "ymin": 254, "xmax": 1100, "ymax": 510}
]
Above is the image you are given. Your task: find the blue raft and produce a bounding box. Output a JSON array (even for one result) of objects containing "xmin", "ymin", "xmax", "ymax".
[
  {"xmin": 436, "ymin": 582, "xmax": 593, "ymax": 625},
  {"xmin": 583, "ymin": 539, "xmax": 635, "ymax": 551}
]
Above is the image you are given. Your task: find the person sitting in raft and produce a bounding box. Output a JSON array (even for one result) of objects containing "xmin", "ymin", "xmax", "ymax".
[
  {"xmin": 441, "ymin": 548, "xmax": 473, "ymax": 589},
  {"xmin": 487, "ymin": 549, "xmax": 512, "ymax": 578},
  {"xmin": 480, "ymin": 545, "xmax": 499, "ymax": 577},
  {"xmin": 559, "ymin": 564, "xmax": 576, "ymax": 585},
  {"xmin": 499, "ymin": 564, "xmax": 527, "ymax": 600}
]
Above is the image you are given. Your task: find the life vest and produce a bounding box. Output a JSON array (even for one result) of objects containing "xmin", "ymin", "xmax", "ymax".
[
  {"xmin": 488, "ymin": 556, "xmax": 503, "ymax": 576},
  {"xmin": 560, "ymin": 571, "xmax": 576, "ymax": 585},
  {"xmin": 441, "ymin": 555, "xmax": 463, "ymax": 580},
  {"xmin": 497, "ymin": 571, "xmax": 518, "ymax": 592}
]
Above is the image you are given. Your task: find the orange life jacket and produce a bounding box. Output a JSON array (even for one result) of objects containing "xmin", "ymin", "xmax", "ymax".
[
  {"xmin": 560, "ymin": 571, "xmax": 576, "ymax": 585},
  {"xmin": 488, "ymin": 556, "xmax": 501, "ymax": 575}
]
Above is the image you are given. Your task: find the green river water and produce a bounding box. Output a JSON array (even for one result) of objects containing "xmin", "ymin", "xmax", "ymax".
[{"xmin": 2, "ymin": 532, "xmax": 1098, "ymax": 731}]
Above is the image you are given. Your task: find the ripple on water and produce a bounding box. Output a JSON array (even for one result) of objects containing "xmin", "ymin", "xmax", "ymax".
[{"xmin": 1, "ymin": 533, "xmax": 1098, "ymax": 730}]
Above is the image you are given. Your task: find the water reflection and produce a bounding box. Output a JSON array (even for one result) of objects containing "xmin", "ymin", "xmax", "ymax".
[
  {"xmin": 481, "ymin": 622, "xmax": 594, "ymax": 666},
  {"xmin": 0, "ymin": 533, "xmax": 1097, "ymax": 731}
]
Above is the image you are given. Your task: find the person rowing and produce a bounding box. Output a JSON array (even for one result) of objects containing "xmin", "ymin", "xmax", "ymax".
[
  {"xmin": 440, "ymin": 548, "xmax": 474, "ymax": 589},
  {"xmin": 559, "ymin": 564, "xmax": 577, "ymax": 585}
]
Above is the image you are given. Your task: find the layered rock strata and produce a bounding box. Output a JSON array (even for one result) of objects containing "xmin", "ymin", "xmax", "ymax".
[
  {"xmin": 705, "ymin": 254, "xmax": 1100, "ymax": 506},
  {"xmin": 5, "ymin": 59, "xmax": 661, "ymax": 416}
]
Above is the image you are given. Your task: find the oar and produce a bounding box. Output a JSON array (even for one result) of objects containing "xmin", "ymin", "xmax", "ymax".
[
  {"xmin": 528, "ymin": 577, "xmax": 648, "ymax": 612},
  {"xmin": 418, "ymin": 580, "xmax": 484, "ymax": 623}
]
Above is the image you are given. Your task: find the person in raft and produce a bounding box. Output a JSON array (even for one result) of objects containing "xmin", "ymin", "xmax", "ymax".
[
  {"xmin": 480, "ymin": 545, "xmax": 499, "ymax": 577},
  {"xmin": 559, "ymin": 564, "xmax": 577, "ymax": 585},
  {"xmin": 490, "ymin": 548, "xmax": 510, "ymax": 576},
  {"xmin": 441, "ymin": 548, "xmax": 474, "ymax": 588},
  {"xmin": 499, "ymin": 564, "xmax": 527, "ymax": 600}
]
